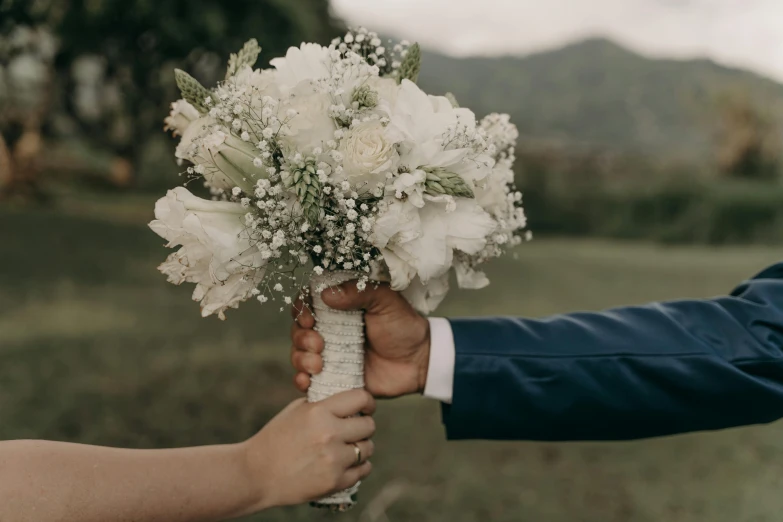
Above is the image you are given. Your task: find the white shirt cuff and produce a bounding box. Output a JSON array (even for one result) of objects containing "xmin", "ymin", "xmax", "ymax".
[{"xmin": 423, "ymin": 317, "xmax": 455, "ymax": 404}]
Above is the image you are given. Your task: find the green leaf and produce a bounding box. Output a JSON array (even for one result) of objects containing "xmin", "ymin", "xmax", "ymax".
[
  {"xmin": 397, "ymin": 43, "xmax": 421, "ymax": 84},
  {"xmin": 174, "ymin": 69, "xmax": 212, "ymax": 114},
  {"xmin": 424, "ymin": 168, "xmax": 474, "ymax": 198},
  {"xmin": 226, "ymin": 38, "xmax": 261, "ymax": 79},
  {"xmin": 287, "ymin": 164, "xmax": 322, "ymax": 226}
]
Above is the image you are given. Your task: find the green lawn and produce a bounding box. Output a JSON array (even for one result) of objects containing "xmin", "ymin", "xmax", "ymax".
[{"xmin": 2, "ymin": 193, "xmax": 783, "ymax": 522}]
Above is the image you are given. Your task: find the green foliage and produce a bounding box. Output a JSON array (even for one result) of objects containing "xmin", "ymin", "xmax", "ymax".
[
  {"xmin": 226, "ymin": 38, "xmax": 261, "ymax": 79},
  {"xmin": 397, "ymin": 42, "xmax": 421, "ymax": 84},
  {"xmin": 714, "ymin": 92, "xmax": 781, "ymax": 180},
  {"xmin": 522, "ymin": 175, "xmax": 783, "ymax": 245},
  {"xmin": 174, "ymin": 69, "xmax": 212, "ymax": 113},
  {"xmin": 1, "ymin": 0, "xmax": 345, "ymax": 179}
]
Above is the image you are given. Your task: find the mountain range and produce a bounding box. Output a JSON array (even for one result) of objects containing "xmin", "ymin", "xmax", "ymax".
[{"xmin": 416, "ymin": 38, "xmax": 783, "ymax": 161}]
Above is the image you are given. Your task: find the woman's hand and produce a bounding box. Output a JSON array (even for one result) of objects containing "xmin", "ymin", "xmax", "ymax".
[
  {"xmin": 0, "ymin": 389, "xmax": 376, "ymax": 522},
  {"xmin": 244, "ymin": 389, "xmax": 376, "ymax": 510}
]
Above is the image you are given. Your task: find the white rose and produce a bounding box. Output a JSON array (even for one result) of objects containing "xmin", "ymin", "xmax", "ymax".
[
  {"xmin": 339, "ymin": 120, "xmax": 400, "ymax": 185},
  {"xmin": 164, "ymin": 99, "xmax": 200, "ymax": 137},
  {"xmin": 149, "ymin": 187, "xmax": 266, "ymax": 319}
]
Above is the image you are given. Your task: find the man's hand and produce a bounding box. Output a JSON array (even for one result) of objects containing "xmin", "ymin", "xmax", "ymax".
[{"xmin": 291, "ymin": 282, "xmax": 431, "ymax": 398}]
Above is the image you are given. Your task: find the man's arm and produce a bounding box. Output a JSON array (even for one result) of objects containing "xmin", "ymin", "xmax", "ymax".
[
  {"xmin": 290, "ymin": 263, "xmax": 783, "ymax": 442},
  {"xmin": 442, "ymin": 263, "xmax": 783, "ymax": 441}
]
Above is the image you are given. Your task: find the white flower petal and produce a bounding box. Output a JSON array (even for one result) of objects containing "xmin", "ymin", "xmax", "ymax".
[
  {"xmin": 149, "ymin": 188, "xmax": 265, "ymax": 319},
  {"xmin": 401, "ymin": 273, "xmax": 450, "ymax": 314}
]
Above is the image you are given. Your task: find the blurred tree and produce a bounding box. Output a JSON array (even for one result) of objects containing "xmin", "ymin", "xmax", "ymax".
[
  {"xmin": 713, "ymin": 92, "xmax": 781, "ymax": 181},
  {"xmin": 0, "ymin": 0, "xmax": 344, "ymax": 195},
  {"xmin": 0, "ymin": 18, "xmax": 57, "ymax": 201}
]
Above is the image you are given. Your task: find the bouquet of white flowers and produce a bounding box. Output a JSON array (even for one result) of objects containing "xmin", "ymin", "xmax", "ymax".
[{"xmin": 150, "ymin": 27, "xmax": 529, "ymax": 510}]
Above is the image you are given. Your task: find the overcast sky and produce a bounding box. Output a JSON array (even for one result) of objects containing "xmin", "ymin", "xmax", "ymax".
[{"xmin": 331, "ymin": 0, "xmax": 783, "ymax": 82}]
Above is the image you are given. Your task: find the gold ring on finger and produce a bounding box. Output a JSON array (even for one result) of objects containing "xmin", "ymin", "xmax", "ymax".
[{"xmin": 351, "ymin": 442, "xmax": 361, "ymax": 466}]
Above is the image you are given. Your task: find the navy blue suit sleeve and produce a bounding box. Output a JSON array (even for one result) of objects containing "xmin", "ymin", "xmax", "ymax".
[{"xmin": 442, "ymin": 263, "xmax": 783, "ymax": 441}]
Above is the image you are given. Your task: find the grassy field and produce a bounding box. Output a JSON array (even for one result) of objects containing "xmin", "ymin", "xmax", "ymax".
[{"xmin": 2, "ymin": 192, "xmax": 783, "ymax": 522}]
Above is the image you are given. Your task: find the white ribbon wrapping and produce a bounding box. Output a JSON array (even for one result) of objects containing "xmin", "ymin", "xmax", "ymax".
[{"xmin": 307, "ymin": 271, "xmax": 365, "ymax": 510}]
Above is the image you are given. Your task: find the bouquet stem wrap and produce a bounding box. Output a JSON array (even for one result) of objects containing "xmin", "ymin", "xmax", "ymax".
[{"xmin": 307, "ymin": 271, "xmax": 365, "ymax": 510}]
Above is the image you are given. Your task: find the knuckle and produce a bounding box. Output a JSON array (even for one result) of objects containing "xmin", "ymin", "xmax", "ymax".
[
  {"xmin": 305, "ymin": 331, "xmax": 323, "ymax": 352},
  {"xmin": 360, "ymin": 389, "xmax": 374, "ymax": 403},
  {"xmin": 319, "ymin": 429, "xmax": 336, "ymax": 446},
  {"xmin": 295, "ymin": 374, "xmax": 309, "ymax": 391},
  {"xmin": 304, "ymin": 353, "xmax": 322, "ymax": 373},
  {"xmin": 321, "ymin": 449, "xmax": 337, "ymax": 467},
  {"xmin": 307, "ymin": 404, "xmax": 324, "ymax": 424},
  {"xmin": 292, "ymin": 329, "xmax": 307, "ymax": 347}
]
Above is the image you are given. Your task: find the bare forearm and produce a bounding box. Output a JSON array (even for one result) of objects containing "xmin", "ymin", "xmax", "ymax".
[{"xmin": 0, "ymin": 439, "xmax": 262, "ymax": 522}]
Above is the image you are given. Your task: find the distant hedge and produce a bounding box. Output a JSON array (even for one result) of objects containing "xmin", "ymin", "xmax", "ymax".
[{"xmin": 522, "ymin": 179, "xmax": 783, "ymax": 245}]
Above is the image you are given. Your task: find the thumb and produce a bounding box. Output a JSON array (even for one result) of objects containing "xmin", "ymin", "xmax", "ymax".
[{"xmin": 321, "ymin": 281, "xmax": 394, "ymax": 312}]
